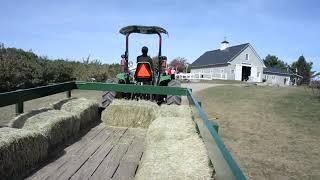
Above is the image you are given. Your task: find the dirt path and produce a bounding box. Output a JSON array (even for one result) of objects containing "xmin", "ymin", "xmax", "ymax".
[{"xmin": 182, "ymin": 83, "xmax": 223, "ymax": 92}]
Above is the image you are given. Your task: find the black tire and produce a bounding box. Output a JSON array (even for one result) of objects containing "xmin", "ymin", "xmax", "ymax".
[
  {"xmin": 101, "ymin": 78, "xmax": 119, "ymax": 108},
  {"xmin": 166, "ymin": 79, "xmax": 182, "ymax": 105}
]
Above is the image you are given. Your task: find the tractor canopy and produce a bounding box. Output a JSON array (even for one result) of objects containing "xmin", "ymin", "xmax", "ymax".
[{"xmin": 119, "ymin": 25, "xmax": 168, "ymax": 35}]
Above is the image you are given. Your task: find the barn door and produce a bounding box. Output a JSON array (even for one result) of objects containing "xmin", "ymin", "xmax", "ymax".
[
  {"xmin": 251, "ymin": 67, "xmax": 257, "ymax": 82},
  {"xmin": 235, "ymin": 64, "xmax": 242, "ymax": 81}
]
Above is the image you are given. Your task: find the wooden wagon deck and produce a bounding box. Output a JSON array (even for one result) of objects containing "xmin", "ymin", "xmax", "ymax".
[{"xmin": 27, "ymin": 124, "xmax": 146, "ymax": 180}]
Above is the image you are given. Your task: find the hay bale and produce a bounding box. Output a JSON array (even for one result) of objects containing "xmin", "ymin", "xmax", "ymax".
[
  {"xmin": 159, "ymin": 104, "xmax": 192, "ymax": 118},
  {"xmin": 54, "ymin": 98, "xmax": 99, "ymax": 129},
  {"xmin": 0, "ymin": 127, "xmax": 48, "ymax": 179},
  {"xmin": 8, "ymin": 108, "xmax": 53, "ymax": 128},
  {"xmin": 101, "ymin": 99, "xmax": 158, "ymax": 128},
  {"xmin": 51, "ymin": 97, "xmax": 77, "ymax": 110},
  {"xmin": 21, "ymin": 110, "xmax": 79, "ymax": 147},
  {"xmin": 135, "ymin": 117, "xmax": 213, "ymax": 180},
  {"xmin": 145, "ymin": 117, "xmax": 196, "ymax": 142}
]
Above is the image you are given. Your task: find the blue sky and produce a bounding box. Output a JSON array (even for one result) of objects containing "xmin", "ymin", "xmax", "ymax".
[{"xmin": 1, "ymin": 0, "xmax": 319, "ymax": 71}]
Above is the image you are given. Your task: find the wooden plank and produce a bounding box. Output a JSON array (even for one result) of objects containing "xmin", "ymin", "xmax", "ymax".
[
  {"xmin": 112, "ymin": 129, "xmax": 146, "ymax": 180},
  {"xmin": 70, "ymin": 128, "xmax": 127, "ymax": 180},
  {"xmin": 27, "ymin": 125, "xmax": 111, "ymax": 180},
  {"xmin": 49, "ymin": 127, "xmax": 115, "ymax": 180},
  {"xmin": 26, "ymin": 124, "xmax": 105, "ymax": 180},
  {"xmin": 64, "ymin": 124, "xmax": 105, "ymax": 153},
  {"xmin": 89, "ymin": 128, "xmax": 136, "ymax": 180}
]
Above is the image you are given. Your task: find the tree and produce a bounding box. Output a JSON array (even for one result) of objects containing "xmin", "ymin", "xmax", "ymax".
[
  {"xmin": 291, "ymin": 55, "xmax": 313, "ymax": 85},
  {"xmin": 263, "ymin": 54, "xmax": 287, "ymax": 68},
  {"xmin": 169, "ymin": 57, "xmax": 188, "ymax": 72}
]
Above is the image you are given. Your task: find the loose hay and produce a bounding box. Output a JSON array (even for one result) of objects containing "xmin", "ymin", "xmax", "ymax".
[
  {"xmin": 53, "ymin": 98, "xmax": 100, "ymax": 129},
  {"xmin": 101, "ymin": 99, "xmax": 158, "ymax": 128},
  {"xmin": 135, "ymin": 117, "xmax": 213, "ymax": 180},
  {"xmin": 8, "ymin": 108, "xmax": 53, "ymax": 128},
  {"xmin": 0, "ymin": 127, "xmax": 48, "ymax": 179},
  {"xmin": 20, "ymin": 110, "xmax": 79, "ymax": 148}
]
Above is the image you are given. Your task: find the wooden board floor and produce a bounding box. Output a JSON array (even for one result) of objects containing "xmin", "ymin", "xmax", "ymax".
[{"xmin": 27, "ymin": 124, "xmax": 146, "ymax": 180}]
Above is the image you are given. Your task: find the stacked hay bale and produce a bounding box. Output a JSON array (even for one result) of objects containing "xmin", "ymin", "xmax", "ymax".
[
  {"xmin": 0, "ymin": 127, "xmax": 48, "ymax": 179},
  {"xmin": 8, "ymin": 108, "xmax": 53, "ymax": 128},
  {"xmin": 101, "ymin": 99, "xmax": 158, "ymax": 128},
  {"xmin": 11, "ymin": 110, "xmax": 79, "ymax": 148},
  {"xmin": 52, "ymin": 98, "xmax": 100, "ymax": 129},
  {"xmin": 135, "ymin": 104, "xmax": 213, "ymax": 180},
  {"xmin": 1, "ymin": 97, "xmax": 100, "ymax": 179}
]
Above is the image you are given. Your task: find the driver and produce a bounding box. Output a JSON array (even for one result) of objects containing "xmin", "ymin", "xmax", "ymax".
[{"xmin": 137, "ymin": 46, "xmax": 153, "ymax": 71}]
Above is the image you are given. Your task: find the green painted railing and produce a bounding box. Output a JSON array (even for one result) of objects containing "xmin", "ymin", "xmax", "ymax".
[
  {"xmin": 0, "ymin": 82, "xmax": 76, "ymax": 114},
  {"xmin": 76, "ymin": 81, "xmax": 189, "ymax": 96},
  {"xmin": 0, "ymin": 81, "xmax": 246, "ymax": 180}
]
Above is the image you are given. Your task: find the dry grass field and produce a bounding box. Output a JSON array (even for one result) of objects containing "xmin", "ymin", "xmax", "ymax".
[{"xmin": 195, "ymin": 85, "xmax": 320, "ymax": 179}]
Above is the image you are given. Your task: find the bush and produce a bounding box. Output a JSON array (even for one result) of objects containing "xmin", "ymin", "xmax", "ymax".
[
  {"xmin": 0, "ymin": 43, "xmax": 120, "ymax": 92},
  {"xmin": 306, "ymin": 80, "xmax": 320, "ymax": 99}
]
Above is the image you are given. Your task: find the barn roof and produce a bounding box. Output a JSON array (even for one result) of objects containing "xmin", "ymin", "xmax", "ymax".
[
  {"xmin": 263, "ymin": 67, "xmax": 292, "ymax": 76},
  {"xmin": 191, "ymin": 43, "xmax": 250, "ymax": 68}
]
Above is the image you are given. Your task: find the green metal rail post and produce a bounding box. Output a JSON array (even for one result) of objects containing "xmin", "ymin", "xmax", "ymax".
[
  {"xmin": 15, "ymin": 101, "xmax": 24, "ymax": 115},
  {"xmin": 66, "ymin": 90, "xmax": 71, "ymax": 98}
]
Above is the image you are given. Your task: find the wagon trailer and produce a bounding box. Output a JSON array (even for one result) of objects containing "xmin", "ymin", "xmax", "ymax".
[
  {"xmin": 0, "ymin": 81, "xmax": 246, "ymax": 180},
  {"xmin": 0, "ymin": 25, "xmax": 246, "ymax": 180}
]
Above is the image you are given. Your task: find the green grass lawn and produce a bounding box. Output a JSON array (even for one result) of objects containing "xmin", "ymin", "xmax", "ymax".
[{"xmin": 195, "ymin": 85, "xmax": 320, "ymax": 179}]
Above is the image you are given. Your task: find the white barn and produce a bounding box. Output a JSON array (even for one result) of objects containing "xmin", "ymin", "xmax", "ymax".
[{"xmin": 190, "ymin": 41, "xmax": 265, "ymax": 82}]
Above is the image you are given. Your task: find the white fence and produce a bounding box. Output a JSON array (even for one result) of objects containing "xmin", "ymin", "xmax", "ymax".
[{"xmin": 175, "ymin": 73, "xmax": 227, "ymax": 80}]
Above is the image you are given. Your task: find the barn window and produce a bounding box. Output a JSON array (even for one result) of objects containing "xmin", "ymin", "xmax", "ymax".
[
  {"xmin": 220, "ymin": 69, "xmax": 224, "ymax": 73},
  {"xmin": 231, "ymin": 69, "xmax": 234, "ymax": 74},
  {"xmin": 245, "ymin": 54, "xmax": 249, "ymax": 60}
]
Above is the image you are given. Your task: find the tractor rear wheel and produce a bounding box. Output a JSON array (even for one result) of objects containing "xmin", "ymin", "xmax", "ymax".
[
  {"xmin": 166, "ymin": 79, "xmax": 182, "ymax": 105},
  {"xmin": 101, "ymin": 78, "xmax": 119, "ymax": 108}
]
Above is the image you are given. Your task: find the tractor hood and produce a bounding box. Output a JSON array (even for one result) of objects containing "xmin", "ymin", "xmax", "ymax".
[{"xmin": 119, "ymin": 25, "xmax": 168, "ymax": 35}]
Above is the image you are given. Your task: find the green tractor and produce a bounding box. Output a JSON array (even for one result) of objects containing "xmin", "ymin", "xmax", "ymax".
[{"xmin": 101, "ymin": 25, "xmax": 181, "ymax": 108}]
